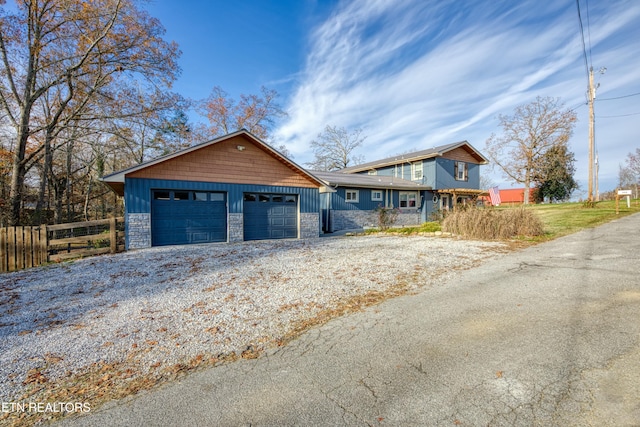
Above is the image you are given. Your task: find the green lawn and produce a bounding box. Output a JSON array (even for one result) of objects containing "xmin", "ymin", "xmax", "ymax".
[
  {"xmin": 503, "ymin": 199, "xmax": 640, "ymax": 239},
  {"xmin": 369, "ymin": 199, "xmax": 639, "ymax": 242}
]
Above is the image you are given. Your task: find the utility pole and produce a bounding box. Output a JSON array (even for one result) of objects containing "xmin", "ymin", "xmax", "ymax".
[
  {"xmin": 587, "ymin": 66, "xmax": 606, "ymax": 203},
  {"xmin": 588, "ymin": 67, "xmax": 595, "ymax": 203},
  {"xmin": 595, "ymin": 152, "xmax": 599, "ymax": 201}
]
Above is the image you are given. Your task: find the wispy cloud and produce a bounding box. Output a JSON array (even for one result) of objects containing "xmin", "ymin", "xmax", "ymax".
[{"xmin": 275, "ymin": 0, "xmax": 640, "ymax": 191}]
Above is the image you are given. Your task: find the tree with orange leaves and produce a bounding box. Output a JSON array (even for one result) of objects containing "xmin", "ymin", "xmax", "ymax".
[{"xmin": 0, "ymin": 0, "xmax": 180, "ymax": 225}]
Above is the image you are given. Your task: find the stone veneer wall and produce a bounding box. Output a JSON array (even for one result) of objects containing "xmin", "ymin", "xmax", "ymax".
[
  {"xmin": 331, "ymin": 210, "xmax": 376, "ymax": 232},
  {"xmin": 126, "ymin": 212, "xmax": 317, "ymax": 249},
  {"xmin": 330, "ymin": 210, "xmax": 421, "ymax": 232},
  {"xmin": 228, "ymin": 213, "xmax": 243, "ymax": 243},
  {"xmin": 394, "ymin": 211, "xmax": 422, "ymax": 227},
  {"xmin": 126, "ymin": 213, "xmax": 151, "ymax": 249},
  {"xmin": 300, "ymin": 212, "xmax": 320, "ymax": 239}
]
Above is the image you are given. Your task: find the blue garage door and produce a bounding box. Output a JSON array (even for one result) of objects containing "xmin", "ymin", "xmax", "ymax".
[
  {"xmin": 243, "ymin": 193, "xmax": 298, "ymax": 241},
  {"xmin": 152, "ymin": 190, "xmax": 227, "ymax": 246}
]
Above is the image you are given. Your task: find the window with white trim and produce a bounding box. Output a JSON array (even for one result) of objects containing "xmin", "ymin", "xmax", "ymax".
[
  {"xmin": 345, "ymin": 189, "xmax": 359, "ymax": 203},
  {"xmin": 371, "ymin": 190, "xmax": 383, "ymax": 201},
  {"xmin": 399, "ymin": 191, "xmax": 420, "ymax": 208},
  {"xmin": 412, "ymin": 161, "xmax": 423, "ymax": 180},
  {"xmin": 455, "ymin": 161, "xmax": 468, "ymax": 181}
]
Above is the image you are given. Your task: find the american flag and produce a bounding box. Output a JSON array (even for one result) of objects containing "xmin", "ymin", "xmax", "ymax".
[{"xmin": 488, "ymin": 187, "xmax": 501, "ymax": 206}]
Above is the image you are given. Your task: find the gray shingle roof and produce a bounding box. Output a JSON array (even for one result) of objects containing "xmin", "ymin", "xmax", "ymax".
[
  {"xmin": 312, "ymin": 170, "xmax": 432, "ymax": 190},
  {"xmin": 339, "ymin": 140, "xmax": 487, "ymax": 173}
]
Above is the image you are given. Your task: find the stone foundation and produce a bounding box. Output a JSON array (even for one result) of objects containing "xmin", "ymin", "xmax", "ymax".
[
  {"xmin": 331, "ymin": 210, "xmax": 376, "ymax": 232},
  {"xmin": 394, "ymin": 211, "xmax": 422, "ymax": 227},
  {"xmin": 228, "ymin": 213, "xmax": 243, "ymax": 242},
  {"xmin": 300, "ymin": 213, "xmax": 320, "ymax": 239},
  {"xmin": 126, "ymin": 213, "xmax": 151, "ymax": 249},
  {"xmin": 125, "ymin": 211, "xmax": 326, "ymax": 249},
  {"xmin": 330, "ymin": 210, "xmax": 421, "ymax": 232}
]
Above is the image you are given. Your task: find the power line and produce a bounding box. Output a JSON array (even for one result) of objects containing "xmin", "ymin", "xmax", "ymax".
[
  {"xmin": 597, "ymin": 92, "xmax": 640, "ymax": 101},
  {"xmin": 569, "ymin": 101, "xmax": 587, "ymax": 112},
  {"xmin": 586, "ymin": 0, "xmax": 593, "ymax": 66},
  {"xmin": 575, "ymin": 0, "xmax": 591, "ymax": 81},
  {"xmin": 599, "ymin": 112, "xmax": 640, "ymax": 118}
]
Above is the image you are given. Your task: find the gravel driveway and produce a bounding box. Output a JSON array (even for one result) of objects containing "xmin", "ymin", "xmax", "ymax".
[{"xmin": 0, "ymin": 234, "xmax": 505, "ymax": 418}]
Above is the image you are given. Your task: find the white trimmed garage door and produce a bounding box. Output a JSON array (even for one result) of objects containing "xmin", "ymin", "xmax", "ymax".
[
  {"xmin": 151, "ymin": 190, "xmax": 227, "ymax": 246},
  {"xmin": 243, "ymin": 193, "xmax": 298, "ymax": 240}
]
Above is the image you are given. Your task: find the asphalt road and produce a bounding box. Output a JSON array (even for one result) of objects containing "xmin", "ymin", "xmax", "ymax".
[{"xmin": 60, "ymin": 213, "xmax": 640, "ymax": 426}]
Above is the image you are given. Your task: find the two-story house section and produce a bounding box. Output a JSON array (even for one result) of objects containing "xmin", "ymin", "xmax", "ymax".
[{"xmin": 319, "ymin": 141, "xmax": 488, "ymax": 231}]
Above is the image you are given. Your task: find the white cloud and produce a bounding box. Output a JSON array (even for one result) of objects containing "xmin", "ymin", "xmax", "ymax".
[{"xmin": 275, "ymin": 0, "xmax": 640, "ymax": 192}]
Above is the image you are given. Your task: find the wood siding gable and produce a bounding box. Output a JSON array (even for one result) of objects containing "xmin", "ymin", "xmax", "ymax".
[
  {"xmin": 441, "ymin": 146, "xmax": 484, "ymax": 164},
  {"xmin": 127, "ymin": 135, "xmax": 318, "ymax": 188}
]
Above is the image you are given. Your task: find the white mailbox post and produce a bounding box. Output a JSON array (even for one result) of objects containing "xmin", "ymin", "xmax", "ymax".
[{"xmin": 616, "ymin": 189, "xmax": 632, "ymax": 213}]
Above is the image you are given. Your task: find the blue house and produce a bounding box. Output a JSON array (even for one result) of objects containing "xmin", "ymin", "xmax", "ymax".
[
  {"xmin": 315, "ymin": 141, "xmax": 489, "ymax": 232},
  {"xmin": 102, "ymin": 132, "xmax": 488, "ymax": 248},
  {"xmin": 101, "ymin": 130, "xmax": 329, "ymax": 249}
]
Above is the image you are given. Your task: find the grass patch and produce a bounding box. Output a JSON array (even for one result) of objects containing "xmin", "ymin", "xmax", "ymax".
[
  {"xmin": 440, "ymin": 199, "xmax": 639, "ymax": 242},
  {"xmin": 364, "ymin": 199, "xmax": 639, "ymax": 243},
  {"xmin": 365, "ymin": 221, "xmax": 442, "ymax": 235},
  {"xmin": 517, "ymin": 199, "xmax": 640, "ymax": 239}
]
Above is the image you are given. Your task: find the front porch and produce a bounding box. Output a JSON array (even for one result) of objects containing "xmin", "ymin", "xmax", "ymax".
[{"xmin": 437, "ymin": 188, "xmax": 488, "ymax": 210}]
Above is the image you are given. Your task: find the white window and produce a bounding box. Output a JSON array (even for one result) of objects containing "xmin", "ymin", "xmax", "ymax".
[
  {"xmin": 412, "ymin": 162, "xmax": 423, "ymax": 180},
  {"xmin": 345, "ymin": 189, "xmax": 359, "ymax": 203},
  {"xmin": 399, "ymin": 191, "xmax": 420, "ymax": 208},
  {"xmin": 371, "ymin": 190, "xmax": 383, "ymax": 201},
  {"xmin": 455, "ymin": 161, "xmax": 468, "ymax": 181}
]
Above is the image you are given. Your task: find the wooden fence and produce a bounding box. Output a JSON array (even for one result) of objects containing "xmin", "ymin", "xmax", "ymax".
[
  {"xmin": 0, "ymin": 217, "xmax": 124, "ymax": 273},
  {"xmin": 0, "ymin": 226, "xmax": 47, "ymax": 272}
]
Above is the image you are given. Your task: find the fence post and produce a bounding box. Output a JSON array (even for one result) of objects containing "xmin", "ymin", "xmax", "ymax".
[
  {"xmin": 25, "ymin": 227, "xmax": 33, "ymax": 269},
  {"xmin": 16, "ymin": 226, "xmax": 24, "ymax": 270},
  {"xmin": 7, "ymin": 227, "xmax": 15, "ymax": 272},
  {"xmin": 40, "ymin": 225, "xmax": 48, "ymax": 265},
  {"xmin": 0, "ymin": 227, "xmax": 6, "ymax": 273},
  {"xmin": 110, "ymin": 218, "xmax": 117, "ymax": 254}
]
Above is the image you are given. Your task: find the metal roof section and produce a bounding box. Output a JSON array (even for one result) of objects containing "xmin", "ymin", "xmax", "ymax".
[
  {"xmin": 339, "ymin": 140, "xmax": 488, "ymax": 174},
  {"xmin": 437, "ymin": 188, "xmax": 488, "ymax": 196},
  {"xmin": 312, "ymin": 170, "xmax": 432, "ymax": 190},
  {"xmin": 100, "ymin": 129, "xmax": 330, "ymax": 195}
]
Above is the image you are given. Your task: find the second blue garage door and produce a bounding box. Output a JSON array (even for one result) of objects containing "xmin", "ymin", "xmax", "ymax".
[{"xmin": 243, "ymin": 193, "xmax": 298, "ymax": 241}]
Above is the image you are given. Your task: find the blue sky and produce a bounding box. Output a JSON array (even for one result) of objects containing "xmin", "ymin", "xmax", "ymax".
[{"xmin": 145, "ymin": 0, "xmax": 640, "ymax": 195}]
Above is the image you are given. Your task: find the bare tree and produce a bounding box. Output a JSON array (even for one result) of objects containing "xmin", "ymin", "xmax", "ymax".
[
  {"xmin": 306, "ymin": 125, "xmax": 366, "ymax": 171},
  {"xmin": 272, "ymin": 144, "xmax": 293, "ymax": 159},
  {"xmin": 103, "ymin": 87, "xmax": 187, "ymax": 166},
  {"xmin": 484, "ymin": 96, "xmax": 576, "ymax": 204},
  {"xmin": 479, "ymin": 171, "xmax": 496, "ymax": 191},
  {"xmin": 0, "ymin": 133, "xmax": 11, "ymax": 226},
  {"xmin": 0, "ymin": 0, "xmax": 180, "ymax": 224},
  {"xmin": 621, "ymin": 148, "xmax": 640, "ymax": 198},
  {"xmin": 198, "ymin": 85, "xmax": 286, "ymax": 141},
  {"xmin": 626, "ymin": 148, "xmax": 640, "ymax": 181}
]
